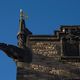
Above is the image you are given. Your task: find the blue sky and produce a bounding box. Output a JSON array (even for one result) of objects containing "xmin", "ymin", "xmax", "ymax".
[{"xmin": 0, "ymin": 0, "xmax": 80, "ymax": 80}]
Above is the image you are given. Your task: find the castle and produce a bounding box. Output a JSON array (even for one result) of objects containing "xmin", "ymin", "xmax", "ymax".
[{"xmin": 0, "ymin": 10, "xmax": 80, "ymax": 80}]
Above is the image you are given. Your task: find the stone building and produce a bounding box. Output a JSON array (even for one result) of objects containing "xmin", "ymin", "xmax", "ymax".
[{"xmin": 0, "ymin": 10, "xmax": 80, "ymax": 80}]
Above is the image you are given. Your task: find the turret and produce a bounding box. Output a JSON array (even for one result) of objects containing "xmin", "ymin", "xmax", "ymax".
[{"xmin": 17, "ymin": 9, "xmax": 32, "ymax": 48}]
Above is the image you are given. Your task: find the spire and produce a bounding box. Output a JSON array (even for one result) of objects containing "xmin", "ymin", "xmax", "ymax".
[
  {"xmin": 20, "ymin": 9, "xmax": 28, "ymax": 32},
  {"xmin": 19, "ymin": 9, "xmax": 26, "ymax": 32},
  {"xmin": 17, "ymin": 9, "xmax": 32, "ymax": 48},
  {"xmin": 17, "ymin": 9, "xmax": 26, "ymax": 48}
]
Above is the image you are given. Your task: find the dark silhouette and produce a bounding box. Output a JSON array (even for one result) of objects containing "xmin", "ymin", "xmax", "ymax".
[{"xmin": 0, "ymin": 43, "xmax": 32, "ymax": 63}]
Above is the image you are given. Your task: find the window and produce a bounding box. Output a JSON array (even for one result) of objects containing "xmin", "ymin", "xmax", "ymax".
[{"xmin": 62, "ymin": 37, "xmax": 79, "ymax": 56}]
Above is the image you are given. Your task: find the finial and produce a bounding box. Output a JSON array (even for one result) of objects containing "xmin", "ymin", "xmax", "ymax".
[
  {"xmin": 19, "ymin": 9, "xmax": 29, "ymax": 32},
  {"xmin": 20, "ymin": 9, "xmax": 24, "ymax": 20},
  {"xmin": 20, "ymin": 9, "xmax": 23, "ymax": 13},
  {"xmin": 20, "ymin": 9, "xmax": 28, "ymax": 20},
  {"xmin": 19, "ymin": 9, "xmax": 25, "ymax": 32}
]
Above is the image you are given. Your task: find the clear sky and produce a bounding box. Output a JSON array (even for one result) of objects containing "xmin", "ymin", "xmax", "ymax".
[{"xmin": 0, "ymin": 0, "xmax": 80, "ymax": 80}]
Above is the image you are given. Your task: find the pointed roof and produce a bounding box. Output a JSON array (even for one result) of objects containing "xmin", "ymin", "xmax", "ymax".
[{"xmin": 19, "ymin": 9, "xmax": 32, "ymax": 35}]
